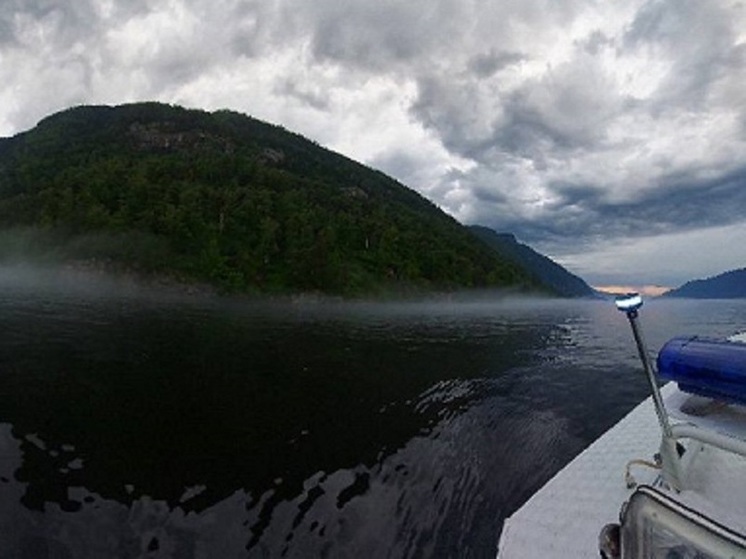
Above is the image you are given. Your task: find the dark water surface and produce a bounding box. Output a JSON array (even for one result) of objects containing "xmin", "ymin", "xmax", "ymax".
[{"xmin": 2, "ymin": 266, "xmax": 746, "ymax": 558}]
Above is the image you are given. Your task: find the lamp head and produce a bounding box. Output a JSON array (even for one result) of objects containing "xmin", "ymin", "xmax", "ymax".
[{"xmin": 615, "ymin": 292, "xmax": 643, "ymax": 314}]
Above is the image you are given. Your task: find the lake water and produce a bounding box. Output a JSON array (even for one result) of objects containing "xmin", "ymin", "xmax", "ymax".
[{"xmin": 1, "ymin": 266, "xmax": 746, "ymax": 558}]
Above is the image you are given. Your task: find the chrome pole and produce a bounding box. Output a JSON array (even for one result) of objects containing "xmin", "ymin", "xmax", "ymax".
[{"xmin": 615, "ymin": 293, "xmax": 682, "ymax": 489}]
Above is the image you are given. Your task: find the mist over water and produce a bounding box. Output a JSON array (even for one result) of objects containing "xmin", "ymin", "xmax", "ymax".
[{"xmin": 1, "ymin": 267, "xmax": 746, "ymax": 558}]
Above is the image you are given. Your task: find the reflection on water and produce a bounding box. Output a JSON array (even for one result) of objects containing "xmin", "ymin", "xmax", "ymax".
[{"xmin": 2, "ymin": 267, "xmax": 746, "ymax": 557}]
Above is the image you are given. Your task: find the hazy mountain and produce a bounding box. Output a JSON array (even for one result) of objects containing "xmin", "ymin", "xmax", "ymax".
[
  {"xmin": 468, "ymin": 226, "xmax": 595, "ymax": 297},
  {"xmin": 664, "ymin": 268, "xmax": 746, "ymax": 298},
  {"xmin": 0, "ymin": 102, "xmax": 546, "ymax": 295}
]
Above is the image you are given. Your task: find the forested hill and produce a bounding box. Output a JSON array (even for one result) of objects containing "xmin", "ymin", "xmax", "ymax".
[
  {"xmin": 0, "ymin": 102, "xmax": 545, "ymax": 295},
  {"xmin": 468, "ymin": 226, "xmax": 595, "ymax": 298},
  {"xmin": 664, "ymin": 268, "xmax": 746, "ymax": 298}
]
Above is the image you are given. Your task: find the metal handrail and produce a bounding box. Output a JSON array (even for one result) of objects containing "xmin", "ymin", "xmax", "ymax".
[{"xmin": 671, "ymin": 423, "xmax": 746, "ymax": 459}]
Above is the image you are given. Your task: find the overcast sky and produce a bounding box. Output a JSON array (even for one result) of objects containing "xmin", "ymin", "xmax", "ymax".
[{"xmin": 2, "ymin": 0, "xmax": 746, "ymax": 288}]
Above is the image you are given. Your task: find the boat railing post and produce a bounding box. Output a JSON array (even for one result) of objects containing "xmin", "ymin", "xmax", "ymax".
[{"xmin": 615, "ymin": 293, "xmax": 683, "ymax": 490}]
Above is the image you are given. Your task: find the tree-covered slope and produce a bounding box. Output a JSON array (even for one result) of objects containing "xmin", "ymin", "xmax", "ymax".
[
  {"xmin": 469, "ymin": 226, "xmax": 595, "ymax": 297},
  {"xmin": 664, "ymin": 268, "xmax": 746, "ymax": 298},
  {"xmin": 0, "ymin": 102, "xmax": 542, "ymax": 295}
]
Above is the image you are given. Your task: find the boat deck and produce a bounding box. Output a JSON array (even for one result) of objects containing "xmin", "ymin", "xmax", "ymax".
[
  {"xmin": 497, "ymin": 381, "xmax": 746, "ymax": 557},
  {"xmin": 496, "ymin": 385, "xmax": 672, "ymax": 558}
]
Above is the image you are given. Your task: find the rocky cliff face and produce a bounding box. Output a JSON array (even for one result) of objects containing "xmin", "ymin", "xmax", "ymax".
[{"xmin": 128, "ymin": 122, "xmax": 235, "ymax": 154}]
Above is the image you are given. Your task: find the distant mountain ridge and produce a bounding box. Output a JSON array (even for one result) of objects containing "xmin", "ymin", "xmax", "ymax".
[
  {"xmin": 665, "ymin": 268, "xmax": 746, "ymax": 298},
  {"xmin": 0, "ymin": 102, "xmax": 548, "ymax": 296},
  {"xmin": 468, "ymin": 226, "xmax": 595, "ymax": 297}
]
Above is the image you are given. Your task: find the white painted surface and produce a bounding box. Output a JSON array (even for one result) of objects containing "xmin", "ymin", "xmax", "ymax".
[
  {"xmin": 497, "ymin": 382, "xmax": 746, "ymax": 557},
  {"xmin": 496, "ymin": 386, "xmax": 669, "ymax": 558}
]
